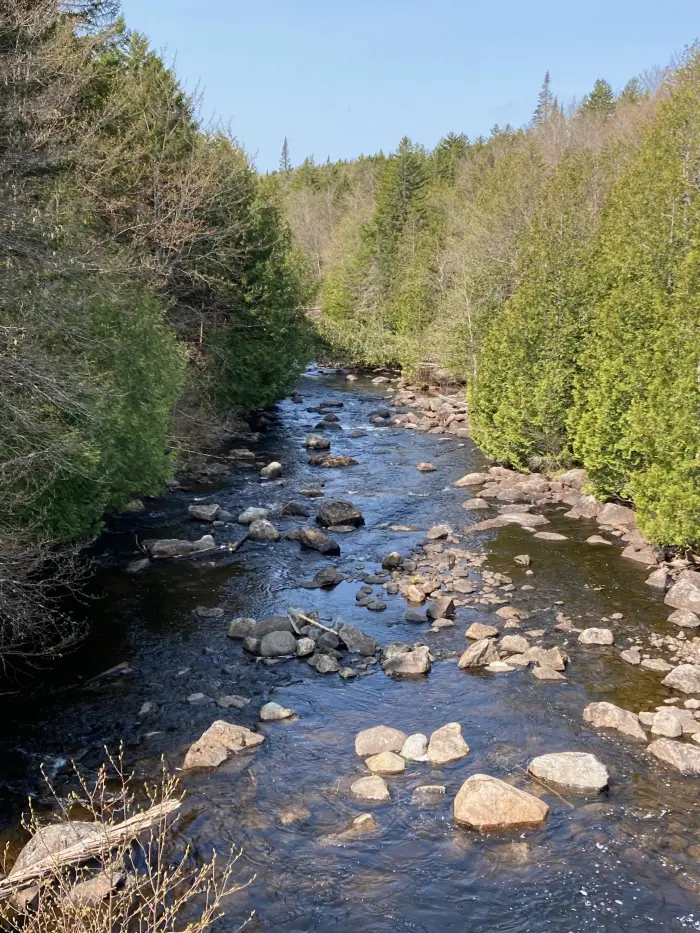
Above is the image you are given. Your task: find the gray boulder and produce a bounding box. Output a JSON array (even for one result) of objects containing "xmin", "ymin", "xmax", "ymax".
[
  {"xmin": 248, "ymin": 519, "xmax": 280, "ymax": 541},
  {"xmin": 381, "ymin": 644, "xmax": 432, "ymax": 676},
  {"xmin": 188, "ymin": 503, "xmax": 221, "ymax": 522},
  {"xmin": 459, "ymin": 638, "xmax": 499, "ymax": 669},
  {"xmin": 665, "ymin": 571, "xmax": 700, "ymax": 615},
  {"xmin": 259, "ymin": 631, "xmax": 297, "ymax": 657},
  {"xmin": 528, "ymin": 752, "xmax": 609, "ymax": 791},
  {"xmin": 298, "ymin": 527, "xmax": 340, "ymax": 555},
  {"xmin": 316, "ymin": 500, "xmax": 364, "ymax": 528},
  {"xmin": 662, "ymin": 663, "xmax": 700, "ymax": 694}
]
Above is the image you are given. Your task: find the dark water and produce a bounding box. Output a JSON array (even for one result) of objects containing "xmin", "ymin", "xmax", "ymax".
[{"xmin": 1, "ymin": 370, "xmax": 699, "ymax": 932}]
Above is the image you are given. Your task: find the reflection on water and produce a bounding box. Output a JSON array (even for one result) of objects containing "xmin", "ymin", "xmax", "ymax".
[{"xmin": 0, "ymin": 369, "xmax": 698, "ymax": 932}]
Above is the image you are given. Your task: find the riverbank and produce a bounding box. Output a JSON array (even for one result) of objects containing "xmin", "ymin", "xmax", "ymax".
[{"xmin": 2, "ymin": 367, "xmax": 700, "ymax": 931}]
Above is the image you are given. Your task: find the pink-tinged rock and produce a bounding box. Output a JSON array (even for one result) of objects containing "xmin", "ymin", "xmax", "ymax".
[
  {"xmin": 183, "ymin": 720, "xmax": 264, "ymax": 770},
  {"xmin": 453, "ymin": 774, "xmax": 549, "ymax": 832},
  {"xmin": 665, "ymin": 571, "xmax": 700, "ymax": 615}
]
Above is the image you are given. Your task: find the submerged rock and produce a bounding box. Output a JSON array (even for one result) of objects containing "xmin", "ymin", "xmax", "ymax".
[
  {"xmin": 350, "ymin": 776, "xmax": 390, "ymax": 802},
  {"xmin": 648, "ymin": 738, "xmax": 700, "ymax": 774},
  {"xmin": 453, "ymin": 774, "xmax": 549, "ymax": 832},
  {"xmin": 144, "ymin": 536, "xmax": 215, "ymax": 559},
  {"xmin": 237, "ymin": 507, "xmax": 269, "ymax": 525},
  {"xmin": 365, "ymin": 751, "xmax": 406, "ymax": 775},
  {"xmin": 416, "ymin": 462, "xmax": 437, "ymax": 472},
  {"xmin": 188, "ymin": 503, "xmax": 221, "ymax": 522},
  {"xmin": 298, "ymin": 526, "xmax": 340, "ymax": 555},
  {"xmin": 308, "ymin": 455, "xmax": 358, "ymax": 468},
  {"xmin": 259, "ymin": 702, "xmax": 295, "ymax": 722}
]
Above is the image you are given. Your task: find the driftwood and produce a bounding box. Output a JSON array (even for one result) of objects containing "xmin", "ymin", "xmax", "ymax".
[
  {"xmin": 0, "ymin": 798, "xmax": 181, "ymax": 900},
  {"xmin": 292, "ymin": 612, "xmax": 339, "ymax": 637}
]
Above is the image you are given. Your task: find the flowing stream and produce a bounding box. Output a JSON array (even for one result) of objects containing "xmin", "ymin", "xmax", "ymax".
[{"xmin": 1, "ymin": 369, "xmax": 699, "ymax": 932}]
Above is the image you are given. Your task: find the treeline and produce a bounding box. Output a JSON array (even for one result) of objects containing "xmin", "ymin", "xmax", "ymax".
[
  {"xmin": 284, "ymin": 65, "xmax": 700, "ymax": 549},
  {"xmin": 0, "ymin": 0, "xmax": 314, "ymax": 657}
]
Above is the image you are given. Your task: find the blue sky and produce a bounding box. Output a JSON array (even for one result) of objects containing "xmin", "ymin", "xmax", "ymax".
[{"xmin": 120, "ymin": 0, "xmax": 698, "ymax": 172}]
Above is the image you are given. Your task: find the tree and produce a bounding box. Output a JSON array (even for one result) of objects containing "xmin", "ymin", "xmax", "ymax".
[
  {"xmin": 533, "ymin": 71, "xmax": 556, "ymax": 125},
  {"xmin": 619, "ymin": 76, "xmax": 645, "ymax": 103},
  {"xmin": 580, "ymin": 78, "xmax": 616, "ymax": 117},
  {"xmin": 280, "ymin": 136, "xmax": 292, "ymax": 173}
]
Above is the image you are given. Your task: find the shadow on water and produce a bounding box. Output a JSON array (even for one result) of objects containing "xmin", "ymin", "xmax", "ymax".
[{"xmin": 0, "ymin": 368, "xmax": 699, "ymax": 932}]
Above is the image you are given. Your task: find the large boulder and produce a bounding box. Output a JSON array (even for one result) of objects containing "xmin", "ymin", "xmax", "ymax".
[
  {"xmin": 466, "ymin": 622, "xmax": 498, "ymax": 640},
  {"xmin": 427, "ymin": 723, "xmax": 469, "ymax": 765},
  {"xmin": 459, "ymin": 638, "xmax": 499, "ymax": 669},
  {"xmin": 381, "ymin": 644, "xmax": 432, "ymax": 676},
  {"xmin": 316, "ymin": 500, "xmax": 364, "ymax": 528},
  {"xmin": 259, "ymin": 631, "xmax": 297, "ymax": 657},
  {"xmin": 582, "ymin": 702, "xmax": 646, "ymax": 740},
  {"xmin": 500, "ymin": 634, "xmax": 530, "ymax": 655},
  {"xmin": 11, "ymin": 822, "xmax": 102, "ymax": 876},
  {"xmin": 426, "ymin": 597, "xmax": 455, "ymax": 620},
  {"xmin": 527, "ymin": 752, "xmax": 609, "ymax": 791},
  {"xmin": 662, "ymin": 664, "xmax": 700, "ymax": 694},
  {"xmin": 227, "ymin": 616, "xmax": 294, "ymax": 639},
  {"xmin": 355, "ymin": 725, "xmax": 407, "ymax": 757},
  {"xmin": 188, "ymin": 503, "xmax": 221, "ymax": 522},
  {"xmin": 237, "ymin": 507, "xmax": 270, "ymax": 525},
  {"xmin": 453, "ymin": 774, "xmax": 549, "ymax": 832},
  {"xmin": 298, "ymin": 527, "xmax": 340, "ymax": 555},
  {"xmin": 648, "ymin": 738, "xmax": 700, "ymax": 774},
  {"xmin": 454, "ymin": 472, "xmax": 492, "ymax": 487},
  {"xmin": 596, "ymin": 503, "xmax": 637, "ymax": 530},
  {"xmin": 668, "ymin": 609, "xmax": 700, "ymax": 629},
  {"xmin": 558, "ymin": 468, "xmax": 588, "ymax": 489},
  {"xmin": 183, "ymin": 721, "xmax": 264, "ymax": 770},
  {"xmin": 578, "ymin": 628, "xmax": 614, "ymax": 646},
  {"xmin": 260, "ymin": 461, "xmax": 283, "ymax": 480},
  {"xmin": 665, "ymin": 571, "xmax": 700, "ymax": 615}
]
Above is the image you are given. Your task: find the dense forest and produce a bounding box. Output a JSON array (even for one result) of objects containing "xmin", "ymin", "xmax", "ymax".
[
  {"xmin": 0, "ymin": 0, "xmax": 315, "ymax": 657},
  {"xmin": 282, "ymin": 63, "xmax": 700, "ymax": 551}
]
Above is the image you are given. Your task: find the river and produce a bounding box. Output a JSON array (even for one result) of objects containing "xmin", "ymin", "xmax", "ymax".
[{"xmin": 0, "ymin": 368, "xmax": 698, "ymax": 932}]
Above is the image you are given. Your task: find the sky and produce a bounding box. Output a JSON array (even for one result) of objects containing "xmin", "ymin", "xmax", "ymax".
[{"xmin": 120, "ymin": 0, "xmax": 699, "ymax": 172}]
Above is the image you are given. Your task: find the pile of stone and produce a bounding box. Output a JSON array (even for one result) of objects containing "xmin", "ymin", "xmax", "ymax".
[
  {"xmin": 390, "ymin": 384, "xmax": 469, "ymax": 438},
  {"xmin": 226, "ymin": 609, "xmax": 377, "ymax": 679}
]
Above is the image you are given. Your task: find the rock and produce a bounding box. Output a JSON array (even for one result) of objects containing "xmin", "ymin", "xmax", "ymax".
[
  {"xmin": 662, "ymin": 664, "xmax": 700, "ymax": 694},
  {"xmin": 427, "ymin": 722, "xmax": 469, "ymax": 765},
  {"xmin": 500, "ymin": 634, "xmax": 530, "ymax": 654},
  {"xmin": 558, "ymin": 468, "xmax": 588, "ymax": 489},
  {"xmin": 309, "ymin": 455, "xmax": 358, "ymax": 468},
  {"xmin": 596, "ymin": 502, "xmax": 637, "ymax": 530},
  {"xmin": 500, "ymin": 512, "xmax": 550, "ymax": 528},
  {"xmin": 237, "ymin": 507, "xmax": 269, "ymax": 525},
  {"xmin": 216, "ymin": 694, "xmax": 250, "ymax": 709},
  {"xmin": 462, "ymin": 498, "xmax": 490, "ymax": 511},
  {"xmin": 459, "ymin": 638, "xmax": 499, "ymax": 669},
  {"xmin": 466, "ymin": 622, "xmax": 498, "ymax": 640},
  {"xmin": 299, "ymin": 488, "xmax": 325, "ymax": 498},
  {"xmin": 532, "ymin": 532, "xmax": 568, "ymax": 542},
  {"xmin": 259, "ymin": 631, "xmax": 297, "ymax": 657},
  {"xmin": 453, "ymin": 774, "xmax": 549, "ymax": 832},
  {"xmin": 314, "ymin": 654, "xmax": 341, "ymax": 674},
  {"xmin": 339, "ymin": 666, "xmax": 357, "ymax": 679},
  {"xmin": 621, "ymin": 544, "xmax": 658, "ymax": 564},
  {"xmin": 242, "ymin": 636, "xmax": 260, "ymax": 654},
  {"xmin": 367, "ymin": 599, "xmax": 386, "ymax": 612},
  {"xmin": 532, "ymin": 666, "xmax": 566, "ymax": 682},
  {"xmin": 650, "ymin": 709, "xmax": 683, "ymax": 737},
  {"xmin": 454, "ymin": 472, "xmax": 491, "ymax": 487},
  {"xmin": 299, "ymin": 526, "xmax": 340, "ymax": 555},
  {"xmin": 640, "ymin": 657, "xmax": 673, "ymax": 672},
  {"xmin": 291, "ymin": 637, "xmax": 313, "ymax": 660},
  {"xmin": 426, "ymin": 597, "xmax": 455, "ymax": 620},
  {"xmin": 405, "ymin": 609, "xmax": 426, "ymax": 622},
  {"xmin": 62, "ymin": 869, "xmax": 125, "ymax": 908},
  {"xmin": 260, "ymin": 461, "xmax": 282, "ymax": 480},
  {"xmin": 281, "ymin": 501, "xmax": 311, "ymax": 518},
  {"xmin": 582, "ymin": 702, "xmax": 646, "ymax": 740},
  {"xmin": 578, "ymin": 628, "xmax": 614, "ymax": 646},
  {"xmin": 427, "ymin": 524, "xmax": 450, "ymax": 540},
  {"xmin": 406, "ymin": 585, "xmax": 426, "ymax": 604},
  {"xmin": 487, "ymin": 661, "xmax": 514, "ymax": 672},
  {"xmin": 381, "ymin": 551, "xmax": 403, "ymax": 569},
  {"xmin": 365, "ymin": 751, "xmax": 406, "ymax": 775},
  {"xmin": 412, "ymin": 785, "xmax": 446, "ymax": 806},
  {"xmin": 646, "ymin": 567, "xmax": 670, "ymax": 590},
  {"xmin": 320, "ymin": 813, "xmax": 378, "ymax": 845},
  {"xmin": 247, "ymin": 519, "xmax": 280, "ymax": 542},
  {"xmin": 528, "ymin": 752, "xmax": 609, "ymax": 791},
  {"xmin": 665, "ymin": 571, "xmax": 700, "ymax": 615},
  {"xmin": 621, "ymin": 648, "xmax": 642, "ymax": 665},
  {"xmin": 302, "ymin": 566, "xmax": 345, "ymax": 589},
  {"xmin": 416, "ymin": 462, "xmax": 436, "ymax": 472},
  {"xmin": 648, "ymin": 738, "xmax": 700, "ymax": 774},
  {"xmin": 523, "ymin": 646, "xmax": 567, "ymax": 671},
  {"xmin": 586, "ymin": 535, "xmax": 612, "ymax": 546},
  {"xmin": 123, "ymin": 498, "xmax": 145, "ymax": 514},
  {"xmin": 401, "ymin": 733, "xmax": 429, "ymax": 762},
  {"xmin": 144, "ymin": 536, "xmax": 215, "ymax": 559},
  {"xmin": 381, "ymin": 644, "xmax": 432, "ymax": 676},
  {"xmin": 514, "ymin": 554, "xmax": 531, "ymax": 567},
  {"xmin": 188, "ymin": 503, "xmax": 221, "ymax": 522},
  {"xmin": 350, "ymin": 776, "xmax": 390, "ymax": 802},
  {"xmin": 187, "ymin": 692, "xmax": 211, "ymax": 704},
  {"xmin": 355, "ymin": 725, "xmax": 407, "ymax": 757},
  {"xmin": 316, "ymin": 500, "xmax": 364, "ymax": 528},
  {"xmin": 668, "ymin": 609, "xmax": 700, "ymax": 629},
  {"xmin": 339, "ymin": 624, "xmax": 377, "ymax": 656},
  {"xmin": 11, "ymin": 822, "xmax": 103, "ymax": 878},
  {"xmin": 183, "ymin": 721, "xmax": 264, "ymax": 770},
  {"xmin": 305, "ymin": 434, "xmax": 331, "ymax": 450},
  {"xmin": 260, "ymin": 702, "xmax": 295, "ymax": 721}
]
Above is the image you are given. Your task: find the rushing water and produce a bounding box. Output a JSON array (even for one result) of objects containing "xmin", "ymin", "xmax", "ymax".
[{"xmin": 1, "ymin": 369, "xmax": 699, "ymax": 932}]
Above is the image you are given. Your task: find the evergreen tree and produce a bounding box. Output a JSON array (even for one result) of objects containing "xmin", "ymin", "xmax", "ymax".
[
  {"xmin": 434, "ymin": 132, "xmax": 469, "ymax": 182},
  {"xmin": 533, "ymin": 71, "xmax": 555, "ymax": 125},
  {"xmin": 279, "ymin": 136, "xmax": 292, "ymax": 173},
  {"xmin": 580, "ymin": 78, "xmax": 616, "ymax": 117},
  {"xmin": 618, "ymin": 77, "xmax": 645, "ymax": 103}
]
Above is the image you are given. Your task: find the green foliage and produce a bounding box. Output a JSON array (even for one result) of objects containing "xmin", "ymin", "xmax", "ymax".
[
  {"xmin": 572, "ymin": 53, "xmax": 700, "ymax": 546},
  {"xmin": 580, "ymin": 78, "xmax": 616, "ymax": 117}
]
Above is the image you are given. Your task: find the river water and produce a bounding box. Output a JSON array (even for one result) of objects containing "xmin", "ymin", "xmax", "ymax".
[{"xmin": 1, "ymin": 369, "xmax": 699, "ymax": 932}]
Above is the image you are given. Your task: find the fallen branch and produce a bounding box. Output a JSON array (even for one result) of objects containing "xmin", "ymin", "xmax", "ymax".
[
  {"xmin": 520, "ymin": 769, "xmax": 574, "ymax": 809},
  {"xmin": 0, "ymin": 798, "xmax": 182, "ymax": 899},
  {"xmin": 293, "ymin": 612, "xmax": 338, "ymax": 637}
]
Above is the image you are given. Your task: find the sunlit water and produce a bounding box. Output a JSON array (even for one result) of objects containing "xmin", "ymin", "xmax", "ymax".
[{"xmin": 0, "ymin": 370, "xmax": 698, "ymax": 932}]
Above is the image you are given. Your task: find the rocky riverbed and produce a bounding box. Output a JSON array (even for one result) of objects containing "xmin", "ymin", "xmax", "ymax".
[{"xmin": 1, "ymin": 367, "xmax": 700, "ymax": 933}]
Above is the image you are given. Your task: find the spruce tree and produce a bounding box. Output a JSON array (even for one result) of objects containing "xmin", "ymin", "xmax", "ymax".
[
  {"xmin": 533, "ymin": 71, "xmax": 555, "ymax": 125},
  {"xmin": 279, "ymin": 136, "xmax": 292, "ymax": 173},
  {"xmin": 618, "ymin": 77, "xmax": 645, "ymax": 104},
  {"xmin": 580, "ymin": 78, "xmax": 616, "ymax": 117}
]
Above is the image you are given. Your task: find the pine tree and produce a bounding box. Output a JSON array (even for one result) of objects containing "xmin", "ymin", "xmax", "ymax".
[
  {"xmin": 279, "ymin": 136, "xmax": 291, "ymax": 173},
  {"xmin": 533, "ymin": 71, "xmax": 555, "ymax": 125},
  {"xmin": 580, "ymin": 78, "xmax": 616, "ymax": 117},
  {"xmin": 618, "ymin": 77, "xmax": 645, "ymax": 104}
]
